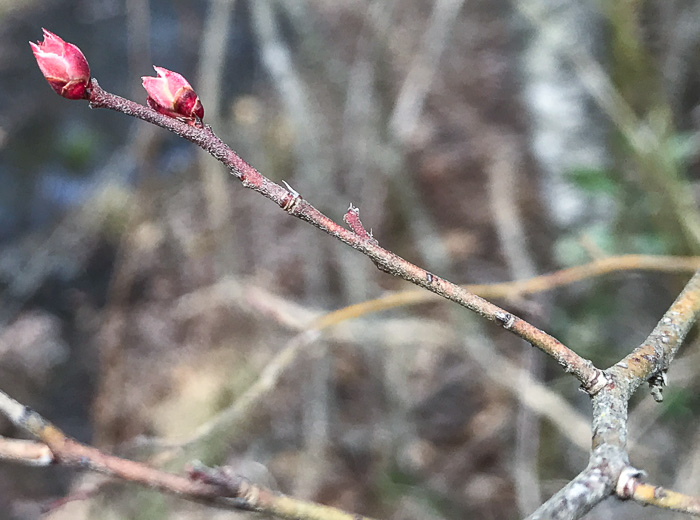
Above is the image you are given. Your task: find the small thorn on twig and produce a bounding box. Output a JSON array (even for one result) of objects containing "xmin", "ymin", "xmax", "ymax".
[
  {"xmin": 344, "ymin": 204, "xmax": 378, "ymax": 244},
  {"xmin": 282, "ymin": 180, "xmax": 299, "ymax": 198},
  {"xmin": 281, "ymin": 180, "xmax": 301, "ymax": 213}
]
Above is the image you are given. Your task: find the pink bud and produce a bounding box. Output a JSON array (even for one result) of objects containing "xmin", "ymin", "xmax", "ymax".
[
  {"xmin": 141, "ymin": 66, "xmax": 204, "ymax": 123},
  {"xmin": 30, "ymin": 29, "xmax": 91, "ymax": 100}
]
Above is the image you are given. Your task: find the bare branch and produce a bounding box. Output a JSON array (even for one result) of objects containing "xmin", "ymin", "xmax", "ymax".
[
  {"xmin": 0, "ymin": 436, "xmax": 52, "ymax": 466},
  {"xmin": 180, "ymin": 330, "xmax": 320, "ymax": 452},
  {"xmin": 462, "ymin": 335, "xmax": 590, "ymax": 451},
  {"xmin": 530, "ymin": 270, "xmax": 700, "ymax": 519},
  {"xmin": 388, "ymin": 0, "xmax": 466, "ymax": 142},
  {"xmin": 620, "ymin": 476, "xmax": 700, "ymax": 516},
  {"xmin": 0, "ymin": 389, "xmax": 377, "ymax": 520},
  {"xmin": 86, "ymin": 80, "xmax": 602, "ymax": 390},
  {"xmin": 527, "ymin": 445, "xmax": 628, "ymax": 520},
  {"xmin": 170, "ymin": 282, "xmax": 592, "ymax": 461},
  {"xmin": 311, "ymin": 255, "xmax": 700, "ymax": 330},
  {"xmin": 611, "ymin": 269, "xmax": 700, "ymax": 400}
]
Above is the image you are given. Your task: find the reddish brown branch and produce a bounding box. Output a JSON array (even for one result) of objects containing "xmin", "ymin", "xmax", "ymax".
[
  {"xmin": 25, "ymin": 41, "xmax": 700, "ymax": 520},
  {"xmin": 87, "ymin": 80, "xmax": 603, "ymax": 390}
]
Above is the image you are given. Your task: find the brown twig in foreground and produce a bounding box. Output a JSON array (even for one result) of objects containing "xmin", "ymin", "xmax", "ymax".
[
  {"xmin": 87, "ymin": 80, "xmax": 604, "ymax": 392},
  {"xmin": 0, "ymin": 389, "xmax": 377, "ymax": 520}
]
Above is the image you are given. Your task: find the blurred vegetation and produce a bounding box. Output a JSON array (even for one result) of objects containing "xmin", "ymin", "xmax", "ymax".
[{"xmin": 0, "ymin": 1, "xmax": 699, "ymax": 520}]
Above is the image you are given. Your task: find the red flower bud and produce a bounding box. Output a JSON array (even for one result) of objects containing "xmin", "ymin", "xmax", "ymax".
[
  {"xmin": 30, "ymin": 28, "xmax": 90, "ymax": 100},
  {"xmin": 141, "ymin": 66, "xmax": 204, "ymax": 123}
]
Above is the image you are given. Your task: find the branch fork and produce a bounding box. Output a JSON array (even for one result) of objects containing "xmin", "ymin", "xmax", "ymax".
[
  {"xmin": 615, "ymin": 466, "xmax": 647, "ymax": 499},
  {"xmin": 24, "ymin": 29, "xmax": 700, "ymax": 520}
]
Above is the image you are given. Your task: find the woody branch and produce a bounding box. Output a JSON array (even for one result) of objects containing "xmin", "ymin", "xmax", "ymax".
[
  {"xmin": 85, "ymin": 80, "xmax": 605, "ymax": 392},
  {"xmin": 528, "ymin": 270, "xmax": 700, "ymax": 519},
  {"xmin": 0, "ymin": 388, "xmax": 377, "ymax": 520},
  {"xmin": 28, "ymin": 26, "xmax": 602, "ymax": 390},
  {"xmin": 29, "ymin": 28, "xmax": 700, "ymax": 520}
]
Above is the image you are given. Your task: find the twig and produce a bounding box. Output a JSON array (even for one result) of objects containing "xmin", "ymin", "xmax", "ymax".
[
  {"xmin": 530, "ymin": 270, "xmax": 700, "ymax": 519},
  {"xmin": 0, "ymin": 389, "xmax": 377, "ymax": 520},
  {"xmin": 462, "ymin": 331, "xmax": 590, "ymax": 451},
  {"xmin": 179, "ymin": 330, "xmax": 320, "ymax": 452},
  {"xmin": 382, "ymin": 0, "xmax": 456, "ymax": 273},
  {"xmin": 152, "ymin": 278, "xmax": 593, "ymax": 463},
  {"xmin": 86, "ymin": 80, "xmax": 603, "ymax": 390},
  {"xmin": 171, "ymin": 255, "xmax": 700, "ymax": 332},
  {"xmin": 616, "ymin": 469, "xmax": 700, "ymax": 516},
  {"xmin": 250, "ymin": 0, "xmax": 333, "ymax": 300},
  {"xmin": 526, "ymin": 445, "xmax": 628, "ymax": 520},
  {"xmin": 30, "ymin": 25, "xmax": 700, "ymax": 520},
  {"xmin": 388, "ymin": 0, "xmax": 466, "ymax": 142},
  {"xmin": 311, "ymin": 255, "xmax": 700, "ymax": 329},
  {"xmin": 42, "ymin": 480, "xmax": 106, "ymax": 513},
  {"xmin": 196, "ymin": 0, "xmax": 238, "ymax": 275},
  {"xmin": 611, "ymin": 269, "xmax": 700, "ymax": 400},
  {"xmin": 0, "ymin": 436, "xmax": 52, "ymax": 465},
  {"xmin": 485, "ymin": 131, "xmax": 543, "ymax": 513}
]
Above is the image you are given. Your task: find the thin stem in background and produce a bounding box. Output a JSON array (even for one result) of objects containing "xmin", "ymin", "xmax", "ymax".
[{"xmin": 486, "ymin": 131, "xmax": 543, "ymax": 514}]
